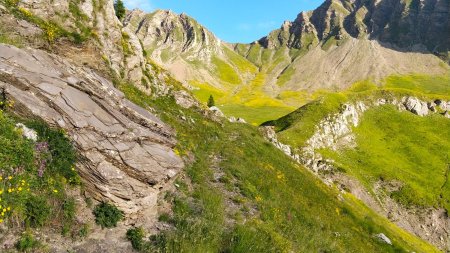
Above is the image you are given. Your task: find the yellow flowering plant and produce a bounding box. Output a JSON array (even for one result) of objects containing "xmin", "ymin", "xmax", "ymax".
[{"xmin": 0, "ymin": 111, "xmax": 81, "ymax": 236}]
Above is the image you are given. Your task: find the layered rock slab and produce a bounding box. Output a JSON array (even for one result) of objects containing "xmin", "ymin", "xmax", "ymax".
[{"xmin": 0, "ymin": 44, "xmax": 183, "ymax": 223}]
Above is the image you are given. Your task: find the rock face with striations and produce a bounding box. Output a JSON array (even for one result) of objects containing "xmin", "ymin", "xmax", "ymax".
[
  {"xmin": 0, "ymin": 44, "xmax": 184, "ymax": 223},
  {"xmin": 8, "ymin": 0, "xmax": 151, "ymax": 88}
]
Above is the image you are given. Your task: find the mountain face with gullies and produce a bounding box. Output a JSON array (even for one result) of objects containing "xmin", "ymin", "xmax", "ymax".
[
  {"xmin": 123, "ymin": 9, "xmax": 258, "ymax": 95},
  {"xmin": 124, "ymin": 0, "xmax": 449, "ymax": 116},
  {"xmin": 258, "ymin": 0, "xmax": 449, "ymax": 54}
]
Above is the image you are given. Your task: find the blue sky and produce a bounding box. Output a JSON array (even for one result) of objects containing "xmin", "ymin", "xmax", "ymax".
[{"xmin": 123, "ymin": 0, "xmax": 323, "ymax": 43}]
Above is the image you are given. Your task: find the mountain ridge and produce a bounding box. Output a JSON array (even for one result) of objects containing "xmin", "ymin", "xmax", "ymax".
[
  {"xmin": 256, "ymin": 0, "xmax": 449, "ymax": 55},
  {"xmin": 123, "ymin": 0, "xmax": 449, "ymax": 124}
]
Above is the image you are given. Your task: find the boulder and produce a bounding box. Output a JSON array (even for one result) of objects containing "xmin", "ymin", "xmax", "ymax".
[
  {"xmin": 173, "ymin": 90, "xmax": 198, "ymax": 108},
  {"xmin": 209, "ymin": 106, "xmax": 225, "ymax": 118},
  {"xmin": 375, "ymin": 233, "xmax": 392, "ymax": 245},
  {"xmin": 404, "ymin": 97, "xmax": 429, "ymax": 116},
  {"xmin": 444, "ymin": 111, "xmax": 450, "ymax": 119},
  {"xmin": 236, "ymin": 118, "xmax": 247, "ymax": 123},
  {"xmin": 0, "ymin": 44, "xmax": 183, "ymax": 225},
  {"xmin": 440, "ymin": 101, "xmax": 450, "ymax": 111},
  {"xmin": 15, "ymin": 123, "xmax": 38, "ymax": 141}
]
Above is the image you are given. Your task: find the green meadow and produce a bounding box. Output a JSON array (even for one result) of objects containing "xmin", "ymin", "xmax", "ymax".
[
  {"xmin": 268, "ymin": 73, "xmax": 450, "ymax": 214},
  {"xmin": 321, "ymin": 105, "xmax": 450, "ymax": 211}
]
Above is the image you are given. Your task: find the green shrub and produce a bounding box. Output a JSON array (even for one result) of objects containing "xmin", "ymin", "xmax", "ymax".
[
  {"xmin": 149, "ymin": 234, "xmax": 167, "ymax": 250},
  {"xmin": 126, "ymin": 227, "xmax": 146, "ymax": 251},
  {"xmin": 15, "ymin": 232, "xmax": 40, "ymax": 252},
  {"xmin": 25, "ymin": 196, "xmax": 50, "ymax": 228},
  {"xmin": 78, "ymin": 223, "xmax": 89, "ymax": 238},
  {"xmin": 93, "ymin": 202, "xmax": 123, "ymax": 228},
  {"xmin": 69, "ymin": 0, "xmax": 89, "ymax": 21},
  {"xmin": 158, "ymin": 213, "xmax": 171, "ymax": 223}
]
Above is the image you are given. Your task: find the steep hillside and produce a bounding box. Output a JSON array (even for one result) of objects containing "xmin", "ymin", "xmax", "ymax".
[
  {"xmin": 0, "ymin": 0, "xmax": 173, "ymax": 95},
  {"xmin": 119, "ymin": 83, "xmax": 439, "ymax": 253},
  {"xmin": 263, "ymin": 75, "xmax": 450, "ymax": 250},
  {"xmin": 0, "ymin": 40, "xmax": 439, "ymax": 253}
]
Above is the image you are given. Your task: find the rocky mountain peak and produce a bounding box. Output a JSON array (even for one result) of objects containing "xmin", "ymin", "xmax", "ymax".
[
  {"xmin": 281, "ymin": 20, "xmax": 292, "ymax": 31},
  {"xmin": 258, "ymin": 0, "xmax": 449, "ymax": 58},
  {"xmin": 124, "ymin": 9, "xmax": 223, "ymax": 63}
]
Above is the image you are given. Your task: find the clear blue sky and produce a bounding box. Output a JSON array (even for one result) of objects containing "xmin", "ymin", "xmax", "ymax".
[{"xmin": 123, "ymin": 0, "xmax": 323, "ymax": 43}]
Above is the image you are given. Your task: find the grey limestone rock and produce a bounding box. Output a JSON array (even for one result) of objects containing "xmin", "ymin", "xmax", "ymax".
[{"xmin": 0, "ymin": 44, "xmax": 183, "ymax": 224}]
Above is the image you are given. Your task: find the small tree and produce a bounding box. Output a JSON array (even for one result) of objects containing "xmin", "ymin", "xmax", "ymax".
[
  {"xmin": 114, "ymin": 0, "xmax": 126, "ymax": 20},
  {"xmin": 207, "ymin": 95, "xmax": 215, "ymax": 107}
]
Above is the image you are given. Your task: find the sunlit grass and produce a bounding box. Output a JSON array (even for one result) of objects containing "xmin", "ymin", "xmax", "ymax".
[
  {"xmin": 219, "ymin": 104, "xmax": 295, "ymax": 125},
  {"xmin": 321, "ymin": 105, "xmax": 450, "ymax": 211},
  {"xmin": 268, "ymin": 73, "xmax": 450, "ymax": 215},
  {"xmin": 119, "ymin": 83, "xmax": 438, "ymax": 253},
  {"xmin": 383, "ymin": 73, "xmax": 450, "ymax": 96}
]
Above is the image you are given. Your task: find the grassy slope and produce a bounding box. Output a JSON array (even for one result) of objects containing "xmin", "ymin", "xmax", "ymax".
[
  {"xmin": 267, "ymin": 73, "xmax": 450, "ymax": 214},
  {"xmin": 383, "ymin": 74, "xmax": 450, "ymax": 97},
  {"xmin": 264, "ymin": 92, "xmax": 349, "ymax": 147},
  {"xmin": 120, "ymin": 83, "xmax": 438, "ymax": 253},
  {"xmin": 268, "ymin": 74, "xmax": 450, "ymax": 147},
  {"xmin": 189, "ymin": 45, "xmax": 300, "ymax": 125},
  {"xmin": 219, "ymin": 104, "xmax": 294, "ymax": 126},
  {"xmin": 321, "ymin": 105, "xmax": 450, "ymax": 210}
]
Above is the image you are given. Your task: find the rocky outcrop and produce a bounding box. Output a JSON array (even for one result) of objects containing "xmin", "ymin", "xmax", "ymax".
[
  {"xmin": 302, "ymin": 96, "xmax": 449, "ymax": 172},
  {"xmin": 208, "ymin": 106, "xmax": 225, "ymax": 118},
  {"xmin": 260, "ymin": 126, "xmax": 299, "ymax": 162},
  {"xmin": 15, "ymin": 123, "xmax": 38, "ymax": 141},
  {"xmin": 375, "ymin": 233, "xmax": 392, "ymax": 245},
  {"xmin": 0, "ymin": 44, "xmax": 183, "ymax": 224},
  {"xmin": 261, "ymin": 95, "xmax": 450, "ymax": 249},
  {"xmin": 229, "ymin": 117, "xmax": 247, "ymax": 124},
  {"xmin": 0, "ymin": 0, "xmax": 159, "ymax": 90}
]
